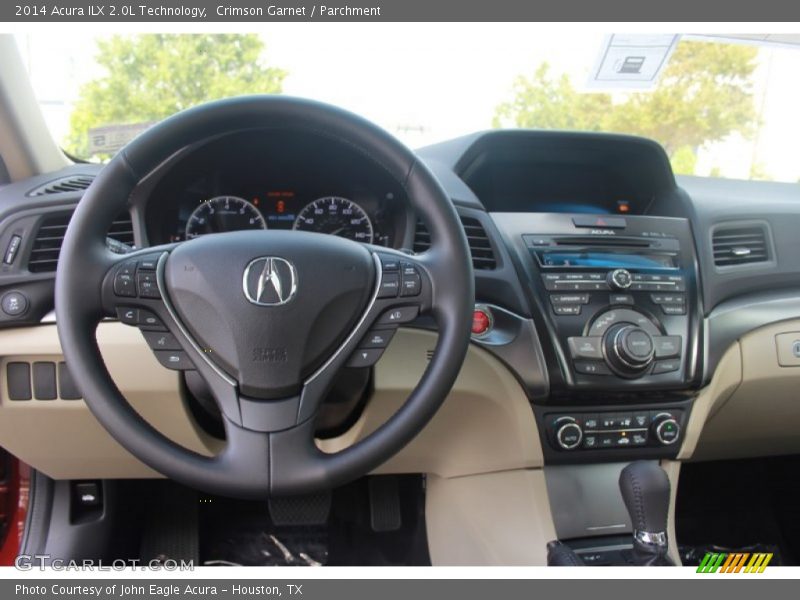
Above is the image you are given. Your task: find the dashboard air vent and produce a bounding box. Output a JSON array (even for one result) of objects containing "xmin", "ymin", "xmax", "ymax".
[
  {"xmin": 28, "ymin": 210, "xmax": 134, "ymax": 273},
  {"xmin": 413, "ymin": 215, "xmax": 497, "ymax": 270},
  {"xmin": 712, "ymin": 224, "xmax": 770, "ymax": 267},
  {"xmin": 28, "ymin": 175, "xmax": 95, "ymax": 196}
]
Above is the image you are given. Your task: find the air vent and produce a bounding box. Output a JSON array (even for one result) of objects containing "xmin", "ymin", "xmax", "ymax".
[
  {"xmin": 712, "ymin": 224, "xmax": 770, "ymax": 267},
  {"xmin": 28, "ymin": 214, "xmax": 71, "ymax": 272},
  {"xmin": 28, "ymin": 175, "xmax": 95, "ymax": 196},
  {"xmin": 28, "ymin": 210, "xmax": 134, "ymax": 273},
  {"xmin": 413, "ymin": 215, "xmax": 497, "ymax": 270},
  {"xmin": 107, "ymin": 213, "xmax": 135, "ymax": 246}
]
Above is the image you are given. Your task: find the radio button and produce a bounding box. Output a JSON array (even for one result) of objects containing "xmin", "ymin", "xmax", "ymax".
[
  {"xmin": 651, "ymin": 293, "xmax": 685, "ymax": 304},
  {"xmin": 553, "ymin": 304, "xmax": 581, "ymax": 316},
  {"xmin": 652, "ymin": 335, "xmax": 682, "ymax": 358},
  {"xmin": 610, "ymin": 294, "xmax": 634, "ymax": 305},
  {"xmin": 608, "ymin": 268, "xmax": 633, "ymax": 290},
  {"xmin": 661, "ymin": 304, "xmax": 687, "ymax": 316},
  {"xmin": 551, "ymin": 294, "xmax": 590, "ymax": 305},
  {"xmin": 652, "ymin": 359, "xmax": 681, "ymax": 374},
  {"xmin": 568, "ymin": 336, "xmax": 603, "ymax": 359},
  {"xmin": 574, "ymin": 360, "xmax": 611, "ymax": 375}
]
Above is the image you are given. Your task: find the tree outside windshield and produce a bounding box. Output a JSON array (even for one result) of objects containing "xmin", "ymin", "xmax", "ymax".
[{"xmin": 16, "ymin": 27, "xmax": 800, "ymax": 183}]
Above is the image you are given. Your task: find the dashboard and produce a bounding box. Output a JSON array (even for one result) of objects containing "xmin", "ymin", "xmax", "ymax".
[
  {"xmin": 2, "ymin": 126, "xmax": 800, "ymax": 478},
  {"xmin": 141, "ymin": 130, "xmax": 412, "ymax": 248}
]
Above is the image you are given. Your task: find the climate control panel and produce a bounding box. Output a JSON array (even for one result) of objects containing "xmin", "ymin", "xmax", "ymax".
[{"xmin": 545, "ymin": 408, "xmax": 684, "ymax": 452}]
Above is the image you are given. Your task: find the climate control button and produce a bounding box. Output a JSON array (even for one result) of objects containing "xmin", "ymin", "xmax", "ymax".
[{"xmin": 554, "ymin": 418, "xmax": 583, "ymax": 450}]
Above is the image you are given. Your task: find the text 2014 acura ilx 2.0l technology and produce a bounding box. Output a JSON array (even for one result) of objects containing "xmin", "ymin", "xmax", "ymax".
[{"xmin": 0, "ymin": 30, "xmax": 799, "ymax": 568}]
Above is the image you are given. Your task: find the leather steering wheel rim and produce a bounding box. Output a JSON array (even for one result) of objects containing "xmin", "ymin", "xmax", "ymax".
[{"xmin": 55, "ymin": 96, "xmax": 474, "ymax": 498}]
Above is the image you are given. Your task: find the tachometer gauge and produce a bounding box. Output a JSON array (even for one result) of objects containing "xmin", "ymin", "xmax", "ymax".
[
  {"xmin": 185, "ymin": 196, "xmax": 266, "ymax": 239},
  {"xmin": 292, "ymin": 196, "xmax": 374, "ymax": 243}
]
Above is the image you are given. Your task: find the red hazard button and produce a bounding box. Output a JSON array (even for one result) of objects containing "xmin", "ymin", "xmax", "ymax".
[{"xmin": 472, "ymin": 308, "xmax": 492, "ymax": 336}]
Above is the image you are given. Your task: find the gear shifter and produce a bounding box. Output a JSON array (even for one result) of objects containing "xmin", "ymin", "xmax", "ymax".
[{"xmin": 619, "ymin": 461, "xmax": 674, "ymax": 566}]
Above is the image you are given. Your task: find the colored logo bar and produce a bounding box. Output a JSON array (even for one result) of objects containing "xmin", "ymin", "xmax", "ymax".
[{"xmin": 696, "ymin": 552, "xmax": 773, "ymax": 573}]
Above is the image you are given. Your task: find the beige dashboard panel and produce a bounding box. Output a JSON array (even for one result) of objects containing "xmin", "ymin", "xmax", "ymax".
[
  {"xmin": 1, "ymin": 324, "xmax": 541, "ymax": 480},
  {"xmin": 319, "ymin": 328, "xmax": 543, "ymax": 478},
  {"xmin": 691, "ymin": 319, "xmax": 800, "ymax": 461},
  {"xmin": 0, "ymin": 323, "xmax": 220, "ymax": 479},
  {"xmin": 426, "ymin": 469, "xmax": 555, "ymax": 566}
]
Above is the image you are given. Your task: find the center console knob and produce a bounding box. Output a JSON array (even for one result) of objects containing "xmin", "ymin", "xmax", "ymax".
[
  {"xmin": 554, "ymin": 419, "xmax": 583, "ymax": 450},
  {"xmin": 608, "ymin": 268, "xmax": 633, "ymax": 290},
  {"xmin": 603, "ymin": 323, "xmax": 655, "ymax": 377},
  {"xmin": 651, "ymin": 413, "xmax": 681, "ymax": 445}
]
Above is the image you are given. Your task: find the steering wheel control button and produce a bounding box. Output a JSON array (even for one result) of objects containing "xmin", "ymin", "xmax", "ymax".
[
  {"xmin": 1, "ymin": 291, "xmax": 29, "ymax": 317},
  {"xmin": 347, "ymin": 348, "xmax": 384, "ymax": 368},
  {"xmin": 400, "ymin": 272, "xmax": 421, "ymax": 297},
  {"xmin": 116, "ymin": 307, "xmax": 139, "ymax": 325},
  {"xmin": 137, "ymin": 309, "xmax": 167, "ymax": 331},
  {"xmin": 7, "ymin": 362, "xmax": 32, "ymax": 401},
  {"xmin": 568, "ymin": 337, "xmax": 603, "ymax": 360},
  {"xmin": 154, "ymin": 351, "xmax": 194, "ymax": 371},
  {"xmin": 608, "ymin": 268, "xmax": 633, "ymax": 290},
  {"xmin": 361, "ymin": 329, "xmax": 396, "ymax": 349},
  {"xmin": 653, "ymin": 335, "xmax": 682, "ymax": 358},
  {"xmin": 573, "ymin": 360, "xmax": 611, "ymax": 375},
  {"xmin": 137, "ymin": 255, "xmax": 159, "ymax": 271},
  {"xmin": 137, "ymin": 272, "xmax": 161, "ymax": 298},
  {"xmin": 4, "ymin": 234, "xmax": 22, "ymax": 264},
  {"xmin": 377, "ymin": 273, "xmax": 400, "ymax": 298},
  {"xmin": 113, "ymin": 260, "xmax": 138, "ymax": 297},
  {"xmin": 379, "ymin": 256, "xmax": 400, "ymax": 272},
  {"xmin": 377, "ymin": 306, "xmax": 419, "ymax": 325},
  {"xmin": 472, "ymin": 307, "xmax": 493, "ymax": 336},
  {"xmin": 652, "ymin": 359, "xmax": 681, "ymax": 374},
  {"xmin": 142, "ymin": 331, "xmax": 182, "ymax": 351}
]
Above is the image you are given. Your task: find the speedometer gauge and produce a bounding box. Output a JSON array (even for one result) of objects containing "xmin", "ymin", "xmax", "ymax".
[
  {"xmin": 292, "ymin": 196, "xmax": 374, "ymax": 243},
  {"xmin": 185, "ymin": 196, "xmax": 266, "ymax": 239}
]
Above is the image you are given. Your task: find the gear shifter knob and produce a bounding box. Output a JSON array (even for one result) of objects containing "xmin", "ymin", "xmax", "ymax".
[{"xmin": 619, "ymin": 461, "xmax": 673, "ymax": 565}]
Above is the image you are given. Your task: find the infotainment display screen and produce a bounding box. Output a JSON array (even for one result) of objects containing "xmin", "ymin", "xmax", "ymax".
[{"xmin": 538, "ymin": 252, "xmax": 677, "ymax": 270}]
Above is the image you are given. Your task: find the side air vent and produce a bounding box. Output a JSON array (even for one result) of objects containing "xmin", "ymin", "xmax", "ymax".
[
  {"xmin": 413, "ymin": 215, "xmax": 497, "ymax": 270},
  {"xmin": 28, "ymin": 211, "xmax": 134, "ymax": 273},
  {"xmin": 28, "ymin": 214, "xmax": 71, "ymax": 272},
  {"xmin": 28, "ymin": 175, "xmax": 95, "ymax": 197},
  {"xmin": 712, "ymin": 223, "xmax": 770, "ymax": 267}
]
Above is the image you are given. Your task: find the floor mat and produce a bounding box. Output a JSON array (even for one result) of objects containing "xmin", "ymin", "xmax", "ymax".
[
  {"xmin": 196, "ymin": 475, "xmax": 429, "ymax": 566},
  {"xmin": 676, "ymin": 455, "xmax": 800, "ymax": 565}
]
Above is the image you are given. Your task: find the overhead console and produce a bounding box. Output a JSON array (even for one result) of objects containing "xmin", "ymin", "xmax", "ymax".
[{"xmin": 452, "ymin": 131, "xmax": 703, "ymax": 464}]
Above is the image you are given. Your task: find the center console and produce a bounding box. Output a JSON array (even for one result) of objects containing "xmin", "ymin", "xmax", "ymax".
[{"xmin": 491, "ymin": 212, "xmax": 702, "ymax": 464}]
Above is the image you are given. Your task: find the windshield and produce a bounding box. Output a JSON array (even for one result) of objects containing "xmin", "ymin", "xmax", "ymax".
[{"xmin": 16, "ymin": 27, "xmax": 800, "ymax": 183}]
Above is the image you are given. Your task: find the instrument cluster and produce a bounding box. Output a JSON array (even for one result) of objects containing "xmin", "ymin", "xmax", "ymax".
[{"xmin": 142, "ymin": 130, "xmax": 411, "ymax": 248}]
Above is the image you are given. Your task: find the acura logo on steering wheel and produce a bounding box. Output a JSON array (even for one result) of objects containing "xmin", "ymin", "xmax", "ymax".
[{"xmin": 242, "ymin": 257, "xmax": 298, "ymax": 306}]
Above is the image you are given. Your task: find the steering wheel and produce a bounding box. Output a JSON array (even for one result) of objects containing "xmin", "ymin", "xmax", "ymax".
[{"xmin": 55, "ymin": 96, "xmax": 474, "ymax": 498}]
